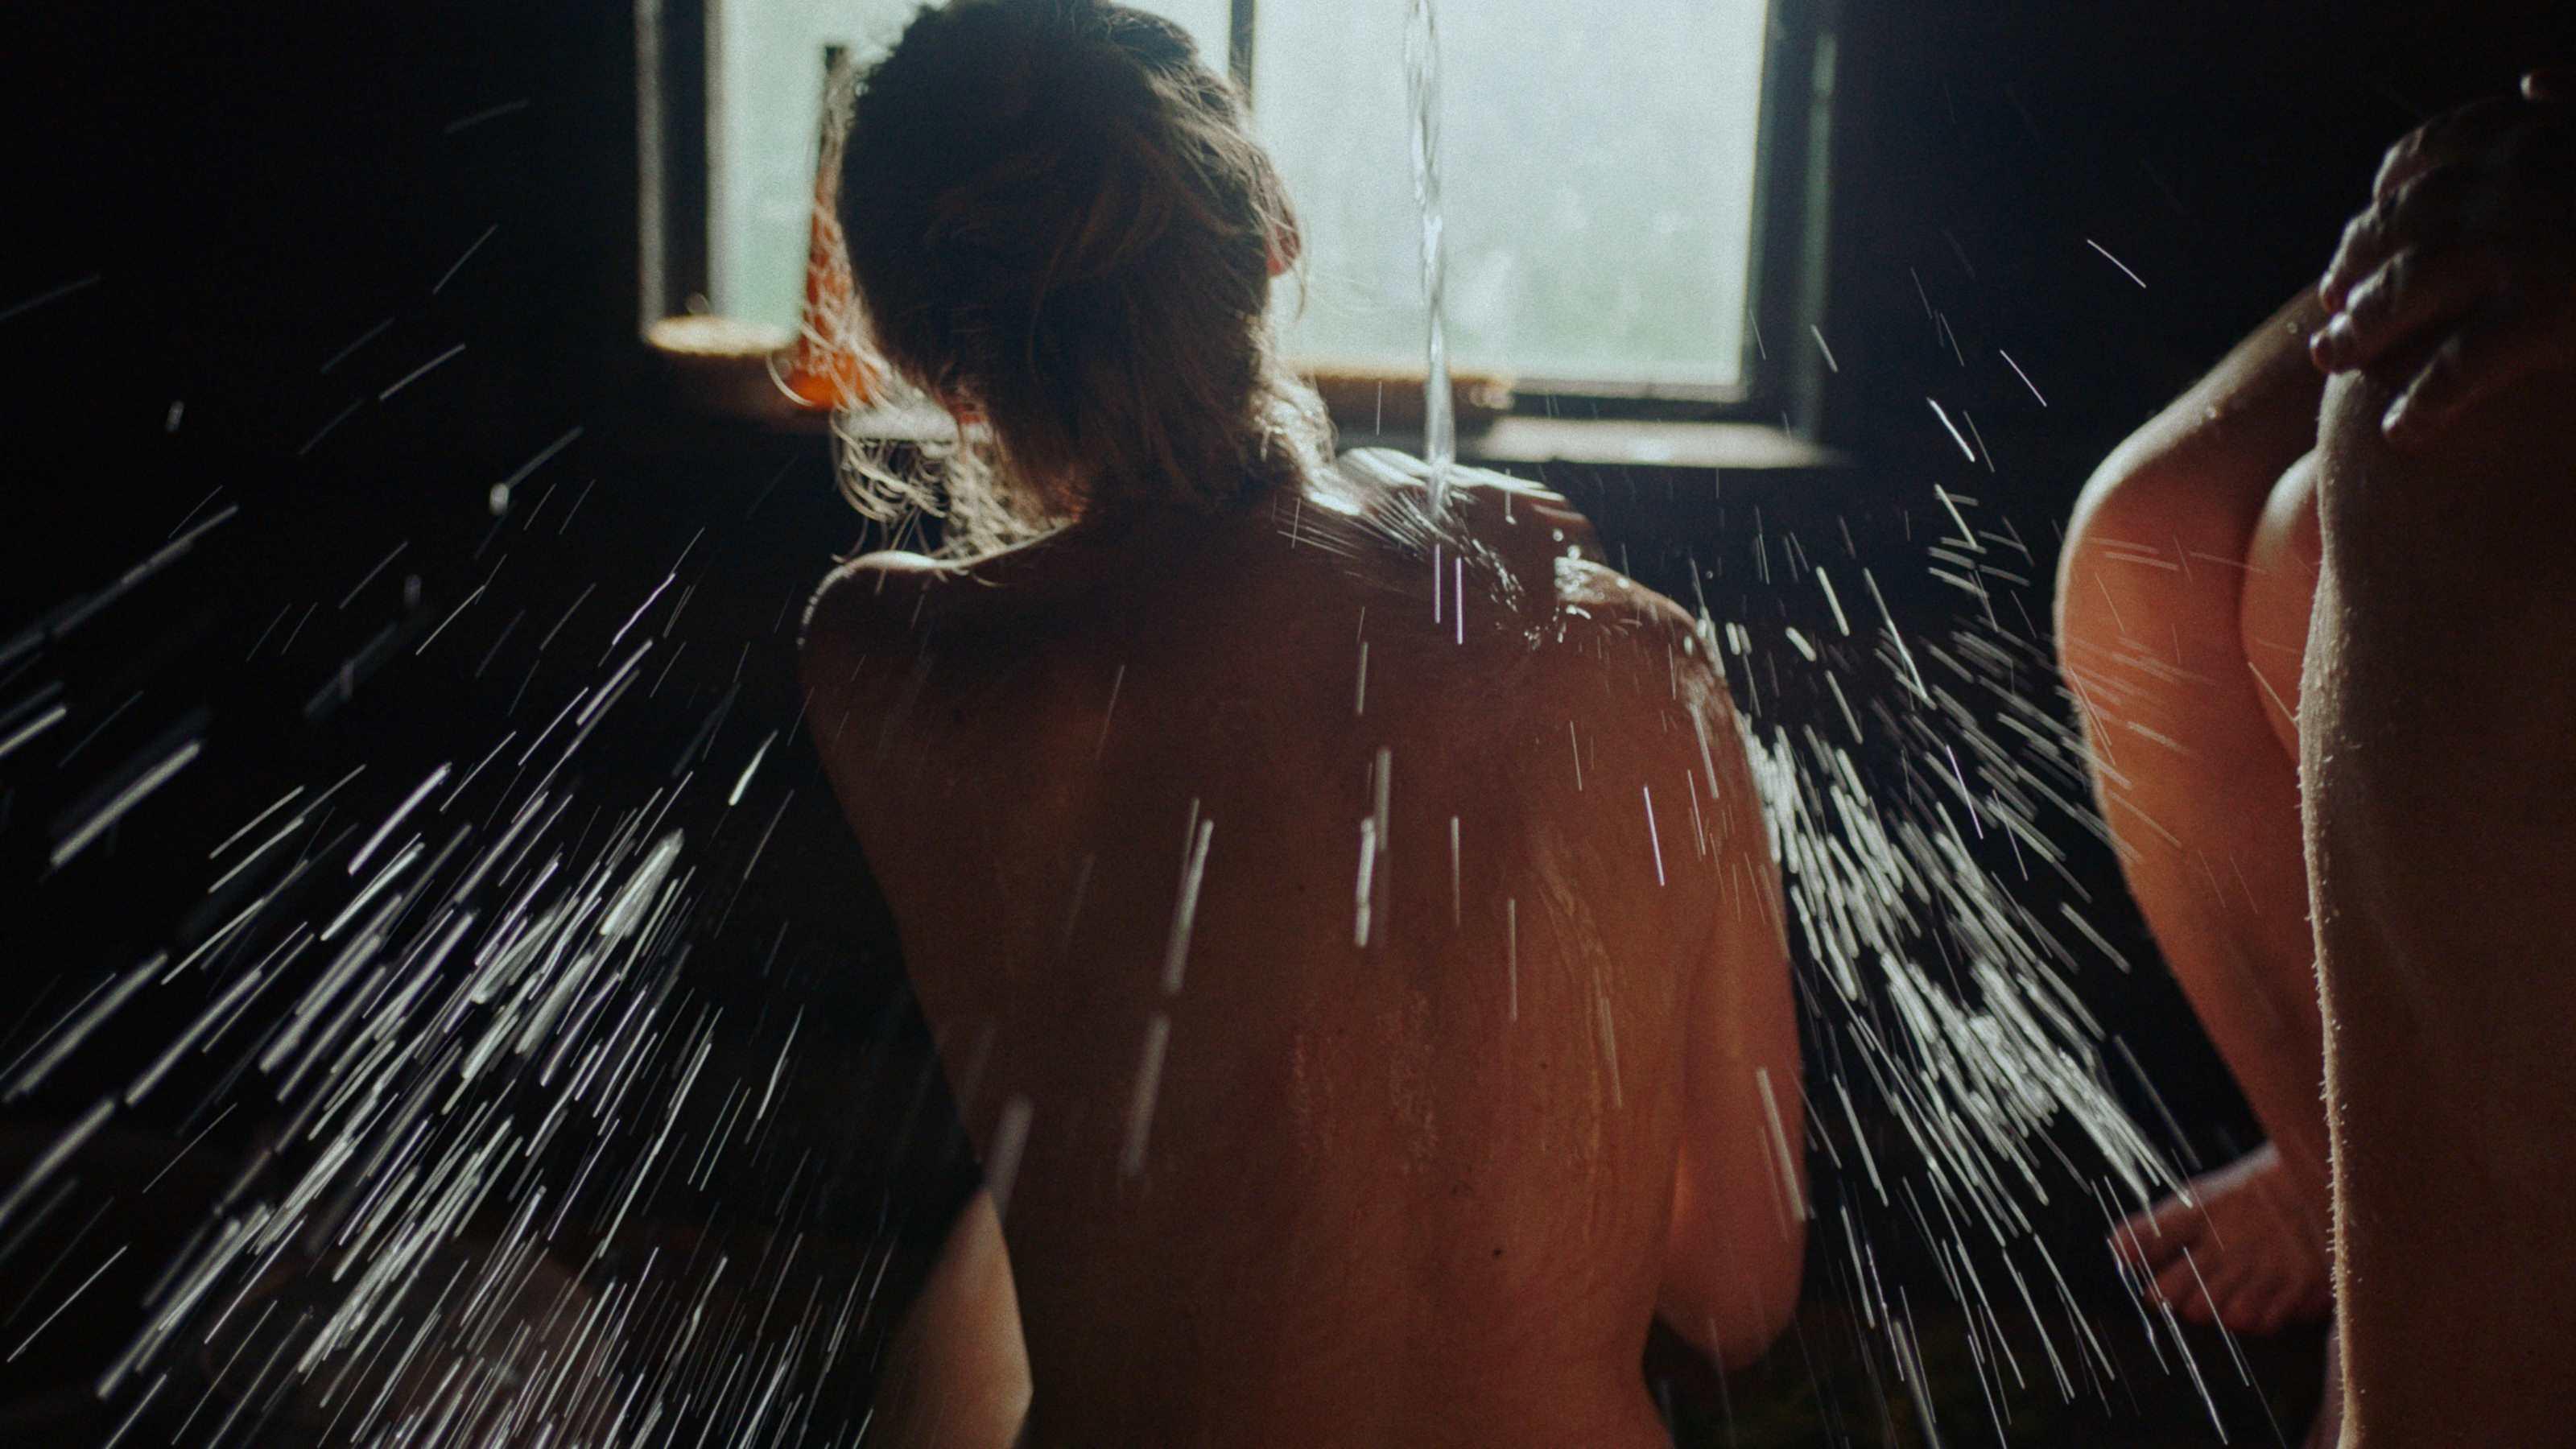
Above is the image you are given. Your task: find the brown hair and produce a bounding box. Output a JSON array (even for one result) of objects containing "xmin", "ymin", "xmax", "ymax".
[{"xmin": 834, "ymin": 0, "xmax": 1327, "ymax": 551}]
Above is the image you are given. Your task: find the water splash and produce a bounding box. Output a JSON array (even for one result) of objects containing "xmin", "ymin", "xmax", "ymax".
[{"xmin": 0, "ymin": 19, "xmax": 2274, "ymax": 1443}]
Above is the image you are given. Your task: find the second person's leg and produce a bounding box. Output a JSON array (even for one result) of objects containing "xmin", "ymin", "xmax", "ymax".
[{"xmin": 2060, "ymin": 421, "xmax": 2333, "ymax": 1332}]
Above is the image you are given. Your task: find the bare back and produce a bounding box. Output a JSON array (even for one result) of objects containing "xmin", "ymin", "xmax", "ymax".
[{"xmin": 802, "ymin": 454, "xmax": 1797, "ymax": 1447}]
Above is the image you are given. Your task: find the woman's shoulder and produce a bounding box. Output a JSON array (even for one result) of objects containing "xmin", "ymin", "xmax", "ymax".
[
  {"xmin": 803, "ymin": 547, "xmax": 944, "ymax": 636},
  {"xmin": 796, "ymin": 550, "xmax": 959, "ymax": 687},
  {"xmin": 798, "ymin": 533, "xmax": 1100, "ymax": 691},
  {"xmin": 1311, "ymin": 449, "xmax": 1606, "ymax": 571}
]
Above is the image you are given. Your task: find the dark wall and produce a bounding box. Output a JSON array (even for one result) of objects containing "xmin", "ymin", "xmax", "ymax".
[
  {"xmin": 1821, "ymin": 0, "xmax": 2576, "ymax": 478},
  {"xmin": 0, "ymin": 8, "xmax": 950, "ymax": 1433}
]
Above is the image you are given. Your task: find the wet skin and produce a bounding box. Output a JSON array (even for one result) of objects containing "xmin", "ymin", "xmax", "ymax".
[{"xmin": 803, "ymin": 456, "xmax": 1802, "ymax": 1447}]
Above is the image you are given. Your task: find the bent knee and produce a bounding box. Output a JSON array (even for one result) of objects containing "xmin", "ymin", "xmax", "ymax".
[
  {"xmin": 2057, "ymin": 455, "xmax": 2271, "ymax": 735},
  {"xmin": 2062, "ymin": 456, "xmax": 2268, "ymax": 631},
  {"xmin": 2238, "ymin": 454, "xmax": 2320, "ymax": 756}
]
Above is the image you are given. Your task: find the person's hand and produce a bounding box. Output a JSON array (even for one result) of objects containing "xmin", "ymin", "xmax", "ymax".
[{"xmin": 2310, "ymin": 76, "xmax": 2576, "ymax": 447}]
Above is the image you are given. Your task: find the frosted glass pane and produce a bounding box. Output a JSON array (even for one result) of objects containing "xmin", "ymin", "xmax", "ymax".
[
  {"xmin": 711, "ymin": 0, "xmax": 1233, "ymax": 332},
  {"xmin": 1256, "ymin": 0, "xmax": 1771, "ymax": 388}
]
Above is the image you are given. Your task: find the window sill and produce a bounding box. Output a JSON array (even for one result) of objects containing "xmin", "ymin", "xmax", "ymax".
[
  {"xmin": 1340, "ymin": 416, "xmax": 1841, "ymax": 472},
  {"xmin": 646, "ymin": 316, "xmax": 841, "ymax": 432},
  {"xmin": 644, "ymin": 320, "xmax": 1838, "ymax": 472}
]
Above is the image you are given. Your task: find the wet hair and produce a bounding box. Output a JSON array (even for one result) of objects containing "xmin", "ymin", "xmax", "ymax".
[{"xmin": 834, "ymin": 0, "xmax": 1328, "ymax": 552}]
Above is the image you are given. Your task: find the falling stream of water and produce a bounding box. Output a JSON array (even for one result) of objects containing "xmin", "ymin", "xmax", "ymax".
[{"xmin": 1405, "ymin": 0, "xmax": 1455, "ymax": 519}]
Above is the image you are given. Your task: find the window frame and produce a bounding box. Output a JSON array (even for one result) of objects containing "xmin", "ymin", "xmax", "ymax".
[{"xmin": 638, "ymin": 0, "xmax": 1839, "ymax": 432}]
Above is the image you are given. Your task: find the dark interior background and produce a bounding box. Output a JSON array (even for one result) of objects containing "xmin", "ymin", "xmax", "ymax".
[{"xmin": 1, "ymin": 0, "xmax": 2569, "ymax": 1443}]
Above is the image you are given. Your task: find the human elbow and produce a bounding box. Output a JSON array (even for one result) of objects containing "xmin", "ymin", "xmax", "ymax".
[{"xmin": 1660, "ymin": 1177, "xmax": 1806, "ymax": 1370}]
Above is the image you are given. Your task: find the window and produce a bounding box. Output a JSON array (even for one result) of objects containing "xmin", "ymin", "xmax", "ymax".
[
  {"xmin": 1254, "ymin": 0, "xmax": 1770, "ymax": 391},
  {"xmin": 700, "ymin": 0, "xmax": 1231, "ymax": 333},
  {"xmin": 647, "ymin": 0, "xmax": 1824, "ymax": 412}
]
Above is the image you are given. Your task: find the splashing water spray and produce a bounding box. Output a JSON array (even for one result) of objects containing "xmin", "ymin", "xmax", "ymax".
[{"xmin": 0, "ymin": 12, "xmax": 2268, "ymax": 1444}]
